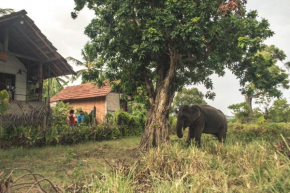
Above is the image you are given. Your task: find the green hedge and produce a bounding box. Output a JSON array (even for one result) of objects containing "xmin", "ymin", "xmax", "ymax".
[
  {"xmin": 0, "ymin": 108, "xmax": 144, "ymax": 148},
  {"xmin": 0, "ymin": 122, "xmax": 143, "ymax": 148}
]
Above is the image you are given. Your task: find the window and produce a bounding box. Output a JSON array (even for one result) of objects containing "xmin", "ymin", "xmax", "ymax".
[{"xmin": 0, "ymin": 72, "xmax": 16, "ymax": 100}]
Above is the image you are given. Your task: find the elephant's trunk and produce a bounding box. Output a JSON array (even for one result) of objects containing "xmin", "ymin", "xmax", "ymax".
[{"xmin": 176, "ymin": 119, "xmax": 183, "ymax": 138}]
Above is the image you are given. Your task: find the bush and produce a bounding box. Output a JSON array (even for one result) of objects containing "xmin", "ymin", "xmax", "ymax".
[
  {"xmin": 228, "ymin": 122, "xmax": 290, "ymax": 143},
  {"xmin": 169, "ymin": 115, "xmax": 177, "ymax": 134},
  {"xmin": 0, "ymin": 108, "xmax": 145, "ymax": 148},
  {"xmin": 0, "ymin": 90, "xmax": 10, "ymax": 114},
  {"xmin": 105, "ymin": 109, "xmax": 144, "ymax": 136},
  {"xmin": 52, "ymin": 101, "xmax": 72, "ymax": 126}
]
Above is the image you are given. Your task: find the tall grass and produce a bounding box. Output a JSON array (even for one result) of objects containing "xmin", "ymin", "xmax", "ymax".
[
  {"xmin": 1, "ymin": 123, "xmax": 289, "ymax": 192},
  {"xmin": 87, "ymin": 123, "xmax": 290, "ymax": 192}
]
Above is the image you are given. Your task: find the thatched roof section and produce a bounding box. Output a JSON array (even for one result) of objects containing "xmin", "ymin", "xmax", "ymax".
[{"xmin": 0, "ymin": 10, "xmax": 75, "ymax": 79}]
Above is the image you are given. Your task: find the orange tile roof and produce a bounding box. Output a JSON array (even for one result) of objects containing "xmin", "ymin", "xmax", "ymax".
[{"xmin": 50, "ymin": 83, "xmax": 111, "ymax": 102}]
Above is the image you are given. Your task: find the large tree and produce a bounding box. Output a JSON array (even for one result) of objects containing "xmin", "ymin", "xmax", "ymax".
[
  {"xmin": 231, "ymin": 45, "xmax": 289, "ymax": 121},
  {"xmin": 72, "ymin": 0, "xmax": 273, "ymax": 150}
]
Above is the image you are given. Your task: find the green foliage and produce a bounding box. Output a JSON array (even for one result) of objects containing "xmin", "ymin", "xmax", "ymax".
[
  {"xmin": 52, "ymin": 101, "xmax": 72, "ymax": 126},
  {"xmin": 268, "ymin": 98, "xmax": 290, "ymax": 123},
  {"xmin": 0, "ymin": 90, "xmax": 10, "ymax": 114},
  {"xmin": 169, "ymin": 115, "xmax": 177, "ymax": 134},
  {"xmin": 172, "ymin": 87, "xmax": 207, "ymax": 113},
  {"xmin": 105, "ymin": 108, "xmax": 145, "ymax": 136},
  {"xmin": 72, "ymin": 0, "xmax": 275, "ymax": 149},
  {"xmin": 230, "ymin": 98, "xmax": 290, "ymax": 124},
  {"xmin": 67, "ymin": 42, "xmax": 101, "ymax": 83},
  {"xmin": 72, "ymin": 0, "xmax": 272, "ymax": 109},
  {"xmin": 228, "ymin": 102, "xmax": 249, "ymax": 123},
  {"xmin": 233, "ymin": 45, "xmax": 289, "ymax": 119},
  {"xmin": 0, "ymin": 105, "xmax": 145, "ymax": 147},
  {"xmin": 0, "ymin": 123, "xmax": 139, "ymax": 148},
  {"xmin": 43, "ymin": 76, "xmax": 68, "ymax": 99}
]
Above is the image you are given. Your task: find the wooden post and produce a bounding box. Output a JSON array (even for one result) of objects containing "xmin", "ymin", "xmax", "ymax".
[
  {"xmin": 0, "ymin": 27, "xmax": 9, "ymax": 62},
  {"xmin": 38, "ymin": 63, "xmax": 43, "ymax": 102},
  {"xmin": 4, "ymin": 27, "xmax": 9, "ymax": 52},
  {"xmin": 93, "ymin": 106, "xmax": 96, "ymax": 128},
  {"xmin": 42, "ymin": 97, "xmax": 50, "ymax": 141}
]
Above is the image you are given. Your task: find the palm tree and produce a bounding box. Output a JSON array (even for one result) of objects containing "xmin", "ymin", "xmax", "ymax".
[
  {"xmin": 43, "ymin": 76, "xmax": 69, "ymax": 99},
  {"xmin": 67, "ymin": 42, "xmax": 100, "ymax": 83}
]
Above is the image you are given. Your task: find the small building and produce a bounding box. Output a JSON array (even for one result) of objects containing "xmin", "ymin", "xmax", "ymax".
[
  {"xmin": 0, "ymin": 10, "xmax": 74, "ymax": 127},
  {"xmin": 50, "ymin": 83, "xmax": 121, "ymax": 123}
]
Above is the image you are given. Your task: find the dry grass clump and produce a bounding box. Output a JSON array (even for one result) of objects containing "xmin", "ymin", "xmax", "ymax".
[{"xmin": 0, "ymin": 168, "xmax": 63, "ymax": 193}]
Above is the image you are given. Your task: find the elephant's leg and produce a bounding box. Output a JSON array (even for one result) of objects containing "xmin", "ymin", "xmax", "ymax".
[
  {"xmin": 194, "ymin": 126, "xmax": 203, "ymax": 147},
  {"xmin": 217, "ymin": 126, "xmax": 227, "ymax": 143},
  {"xmin": 193, "ymin": 120, "xmax": 205, "ymax": 147},
  {"xmin": 186, "ymin": 126, "xmax": 195, "ymax": 145}
]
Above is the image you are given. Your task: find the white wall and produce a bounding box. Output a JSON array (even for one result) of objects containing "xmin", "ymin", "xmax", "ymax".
[
  {"xmin": 106, "ymin": 92, "xmax": 120, "ymax": 112},
  {"xmin": 0, "ymin": 44, "xmax": 27, "ymax": 101}
]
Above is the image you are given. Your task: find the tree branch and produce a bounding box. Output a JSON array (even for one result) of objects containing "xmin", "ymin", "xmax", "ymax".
[
  {"xmin": 252, "ymin": 91, "xmax": 266, "ymax": 98},
  {"xmin": 164, "ymin": 48, "xmax": 180, "ymax": 89},
  {"xmin": 183, "ymin": 56, "xmax": 197, "ymax": 63}
]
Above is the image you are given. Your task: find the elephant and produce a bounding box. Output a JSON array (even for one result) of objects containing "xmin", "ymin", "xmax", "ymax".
[{"xmin": 176, "ymin": 104, "xmax": 227, "ymax": 146}]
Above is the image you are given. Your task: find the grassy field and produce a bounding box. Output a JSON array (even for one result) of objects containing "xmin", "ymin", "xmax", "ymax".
[
  {"xmin": 0, "ymin": 136, "xmax": 141, "ymax": 191},
  {"xmin": 1, "ymin": 123, "xmax": 290, "ymax": 192}
]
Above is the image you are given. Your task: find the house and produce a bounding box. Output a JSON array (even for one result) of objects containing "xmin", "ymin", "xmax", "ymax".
[
  {"xmin": 0, "ymin": 10, "xmax": 74, "ymax": 126},
  {"xmin": 50, "ymin": 83, "xmax": 121, "ymax": 123},
  {"xmin": 0, "ymin": 10, "xmax": 74, "ymax": 102}
]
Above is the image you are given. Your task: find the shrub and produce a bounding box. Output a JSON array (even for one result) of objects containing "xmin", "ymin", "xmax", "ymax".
[
  {"xmin": 52, "ymin": 101, "xmax": 72, "ymax": 126},
  {"xmin": 0, "ymin": 108, "xmax": 145, "ymax": 148},
  {"xmin": 0, "ymin": 90, "xmax": 10, "ymax": 114},
  {"xmin": 169, "ymin": 115, "xmax": 177, "ymax": 134}
]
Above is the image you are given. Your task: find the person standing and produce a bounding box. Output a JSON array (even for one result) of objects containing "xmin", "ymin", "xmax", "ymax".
[
  {"xmin": 69, "ymin": 109, "xmax": 75, "ymax": 128},
  {"xmin": 77, "ymin": 110, "xmax": 85, "ymax": 125}
]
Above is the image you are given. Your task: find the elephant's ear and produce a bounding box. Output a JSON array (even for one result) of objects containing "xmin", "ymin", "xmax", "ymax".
[{"xmin": 191, "ymin": 106, "xmax": 201, "ymax": 117}]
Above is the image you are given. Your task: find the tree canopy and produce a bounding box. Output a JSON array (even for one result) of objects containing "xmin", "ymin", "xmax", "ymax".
[
  {"xmin": 269, "ymin": 99, "xmax": 290, "ymax": 123},
  {"xmin": 72, "ymin": 0, "xmax": 274, "ymax": 150},
  {"xmin": 232, "ymin": 45, "xmax": 289, "ymax": 120},
  {"xmin": 67, "ymin": 42, "xmax": 101, "ymax": 83},
  {"xmin": 172, "ymin": 87, "xmax": 207, "ymax": 113},
  {"xmin": 42, "ymin": 77, "xmax": 69, "ymax": 99}
]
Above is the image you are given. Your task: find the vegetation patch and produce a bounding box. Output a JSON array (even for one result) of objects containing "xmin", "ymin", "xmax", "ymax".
[{"xmin": 1, "ymin": 123, "xmax": 290, "ymax": 192}]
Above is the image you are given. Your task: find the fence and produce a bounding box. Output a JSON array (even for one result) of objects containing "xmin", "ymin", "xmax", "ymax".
[{"xmin": 0, "ymin": 99, "xmax": 51, "ymax": 129}]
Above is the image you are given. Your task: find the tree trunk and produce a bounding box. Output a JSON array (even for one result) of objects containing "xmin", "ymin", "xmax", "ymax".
[
  {"xmin": 139, "ymin": 102, "xmax": 171, "ymax": 151},
  {"xmin": 139, "ymin": 49, "xmax": 179, "ymax": 151},
  {"xmin": 245, "ymin": 94, "xmax": 253, "ymax": 122}
]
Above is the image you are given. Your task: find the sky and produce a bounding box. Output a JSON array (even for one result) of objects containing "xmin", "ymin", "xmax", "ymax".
[{"xmin": 1, "ymin": 0, "xmax": 290, "ymax": 115}]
